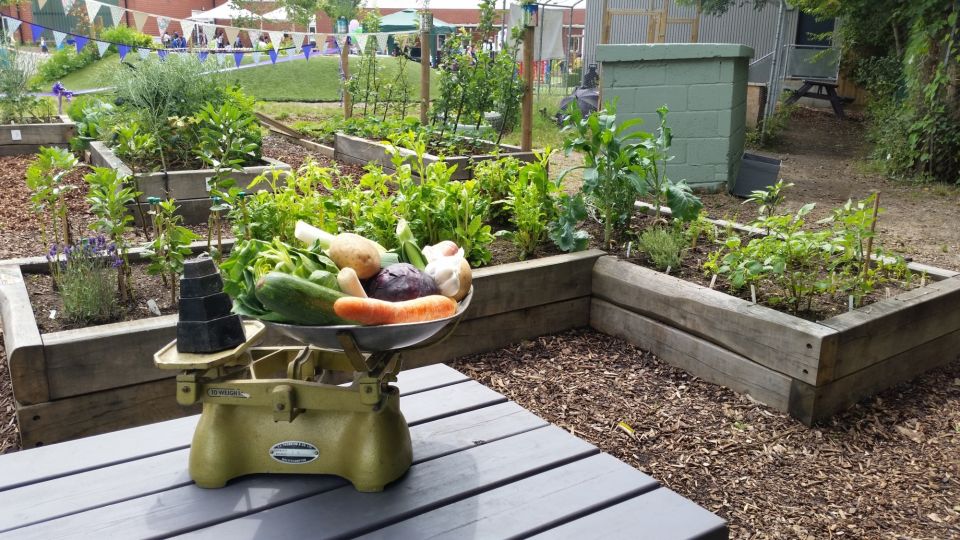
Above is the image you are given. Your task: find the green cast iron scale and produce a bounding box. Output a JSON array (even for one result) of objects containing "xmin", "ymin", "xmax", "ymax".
[{"xmin": 154, "ymin": 258, "xmax": 472, "ymax": 492}]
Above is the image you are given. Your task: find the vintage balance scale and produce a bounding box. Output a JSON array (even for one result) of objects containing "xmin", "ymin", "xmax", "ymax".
[{"xmin": 154, "ymin": 257, "xmax": 472, "ymax": 492}]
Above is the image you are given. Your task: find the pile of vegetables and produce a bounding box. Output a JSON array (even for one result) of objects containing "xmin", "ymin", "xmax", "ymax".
[{"xmin": 220, "ymin": 220, "xmax": 473, "ymax": 326}]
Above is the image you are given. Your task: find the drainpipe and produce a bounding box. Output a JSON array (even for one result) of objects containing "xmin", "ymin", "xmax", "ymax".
[{"xmin": 762, "ymin": 0, "xmax": 786, "ymax": 143}]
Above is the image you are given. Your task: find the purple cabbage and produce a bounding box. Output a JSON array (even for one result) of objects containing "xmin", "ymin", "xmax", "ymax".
[{"xmin": 366, "ymin": 263, "xmax": 438, "ymax": 302}]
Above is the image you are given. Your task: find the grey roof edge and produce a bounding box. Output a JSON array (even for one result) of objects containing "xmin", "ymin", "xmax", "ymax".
[{"xmin": 596, "ymin": 43, "xmax": 755, "ymax": 62}]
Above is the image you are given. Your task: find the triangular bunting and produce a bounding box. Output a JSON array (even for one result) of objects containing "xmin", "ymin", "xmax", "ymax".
[
  {"xmin": 108, "ymin": 5, "xmax": 123, "ymax": 26},
  {"xmin": 157, "ymin": 49, "xmax": 168, "ymax": 61},
  {"xmin": 157, "ymin": 16, "xmax": 170, "ymax": 33},
  {"xmin": 118, "ymin": 44, "xmax": 129, "ymax": 60},
  {"xmin": 53, "ymin": 30, "xmax": 67, "ymax": 47},
  {"xmin": 84, "ymin": 0, "xmax": 101, "ymax": 23},
  {"xmin": 377, "ymin": 33, "xmax": 389, "ymax": 54},
  {"xmin": 233, "ymin": 50, "xmax": 244, "ymax": 68},
  {"xmin": 180, "ymin": 20, "xmax": 195, "ymax": 42},
  {"xmin": 74, "ymin": 35, "xmax": 88, "ymax": 53},
  {"xmin": 216, "ymin": 52, "xmax": 226, "ymax": 66},
  {"xmin": 137, "ymin": 47, "xmax": 151, "ymax": 60},
  {"xmin": 202, "ymin": 24, "xmax": 215, "ymax": 43},
  {"xmin": 302, "ymin": 43, "xmax": 313, "ymax": 60},
  {"xmin": 95, "ymin": 40, "xmax": 110, "ymax": 57},
  {"xmin": 38, "ymin": 0, "xmax": 48, "ymax": 9},
  {"xmin": 314, "ymin": 33, "xmax": 326, "ymax": 51},
  {"xmin": 290, "ymin": 32, "xmax": 305, "ymax": 52},
  {"xmin": 224, "ymin": 26, "xmax": 240, "ymax": 46},
  {"xmin": 132, "ymin": 11, "xmax": 148, "ymax": 32},
  {"xmin": 198, "ymin": 50, "xmax": 208, "ymax": 62},
  {"xmin": 268, "ymin": 48, "xmax": 278, "ymax": 64},
  {"xmin": 3, "ymin": 17, "xmax": 21, "ymax": 40},
  {"xmin": 252, "ymin": 51, "xmax": 261, "ymax": 64},
  {"xmin": 62, "ymin": 0, "xmax": 76, "ymax": 14},
  {"xmin": 268, "ymin": 30, "xmax": 283, "ymax": 51},
  {"xmin": 246, "ymin": 29, "xmax": 260, "ymax": 47},
  {"xmin": 29, "ymin": 23, "xmax": 43, "ymax": 42},
  {"xmin": 356, "ymin": 33, "xmax": 369, "ymax": 52}
]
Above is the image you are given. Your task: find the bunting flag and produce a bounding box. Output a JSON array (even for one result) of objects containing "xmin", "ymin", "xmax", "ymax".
[
  {"xmin": 314, "ymin": 33, "xmax": 326, "ymax": 49},
  {"xmin": 74, "ymin": 35, "xmax": 88, "ymax": 53},
  {"xmin": 2, "ymin": 17, "xmax": 20, "ymax": 39},
  {"xmin": 302, "ymin": 43, "xmax": 313, "ymax": 60},
  {"xmin": 252, "ymin": 51, "xmax": 261, "ymax": 64},
  {"xmin": 246, "ymin": 29, "xmax": 260, "ymax": 46},
  {"xmin": 290, "ymin": 32, "xmax": 305, "ymax": 52},
  {"xmin": 132, "ymin": 11, "xmax": 148, "ymax": 32},
  {"xmin": 62, "ymin": 0, "xmax": 76, "ymax": 13},
  {"xmin": 216, "ymin": 52, "xmax": 226, "ymax": 66},
  {"xmin": 202, "ymin": 24, "xmax": 215, "ymax": 43},
  {"xmin": 224, "ymin": 26, "xmax": 240, "ymax": 46},
  {"xmin": 180, "ymin": 20, "xmax": 195, "ymax": 41},
  {"xmin": 37, "ymin": 0, "xmax": 48, "ymax": 9},
  {"xmin": 84, "ymin": 0, "xmax": 101, "ymax": 22},
  {"xmin": 157, "ymin": 49, "xmax": 168, "ymax": 61},
  {"xmin": 108, "ymin": 4, "xmax": 123, "ymax": 26},
  {"xmin": 356, "ymin": 33, "xmax": 369, "ymax": 52},
  {"xmin": 95, "ymin": 40, "xmax": 110, "ymax": 57},
  {"xmin": 268, "ymin": 48, "xmax": 278, "ymax": 64},
  {"xmin": 137, "ymin": 47, "xmax": 151, "ymax": 60},
  {"xmin": 157, "ymin": 16, "xmax": 170, "ymax": 33},
  {"xmin": 377, "ymin": 33, "xmax": 389, "ymax": 54},
  {"xmin": 233, "ymin": 51, "xmax": 244, "ymax": 68},
  {"xmin": 29, "ymin": 23, "xmax": 43, "ymax": 42},
  {"xmin": 198, "ymin": 50, "xmax": 208, "ymax": 63},
  {"xmin": 53, "ymin": 30, "xmax": 67, "ymax": 47},
  {"xmin": 268, "ymin": 30, "xmax": 283, "ymax": 51},
  {"xmin": 117, "ymin": 43, "xmax": 129, "ymax": 60}
]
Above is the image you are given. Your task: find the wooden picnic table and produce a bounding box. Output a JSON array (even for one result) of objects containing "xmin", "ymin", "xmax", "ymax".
[{"xmin": 0, "ymin": 364, "xmax": 727, "ymax": 539}]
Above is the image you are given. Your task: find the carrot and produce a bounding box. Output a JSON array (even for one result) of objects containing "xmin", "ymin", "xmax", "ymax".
[{"xmin": 333, "ymin": 295, "xmax": 457, "ymax": 326}]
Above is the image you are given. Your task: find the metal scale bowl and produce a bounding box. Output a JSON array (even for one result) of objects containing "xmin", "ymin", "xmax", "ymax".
[{"xmin": 154, "ymin": 289, "xmax": 473, "ymax": 492}]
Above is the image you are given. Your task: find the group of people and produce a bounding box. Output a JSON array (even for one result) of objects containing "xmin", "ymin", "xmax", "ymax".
[{"xmin": 160, "ymin": 29, "xmax": 244, "ymax": 50}]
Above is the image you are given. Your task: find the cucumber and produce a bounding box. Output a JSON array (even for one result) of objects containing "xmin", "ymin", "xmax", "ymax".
[{"xmin": 255, "ymin": 272, "xmax": 349, "ymax": 325}]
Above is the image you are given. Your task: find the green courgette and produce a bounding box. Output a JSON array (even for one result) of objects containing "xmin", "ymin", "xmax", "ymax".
[{"xmin": 255, "ymin": 271, "xmax": 350, "ymax": 325}]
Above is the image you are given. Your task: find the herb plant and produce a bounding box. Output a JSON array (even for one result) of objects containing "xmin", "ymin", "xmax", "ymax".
[
  {"xmin": 638, "ymin": 227, "xmax": 683, "ymax": 271},
  {"xmin": 26, "ymin": 146, "xmax": 79, "ymax": 249},
  {"xmin": 499, "ymin": 151, "xmax": 561, "ymax": 259},
  {"xmin": 145, "ymin": 199, "xmax": 199, "ymax": 306},
  {"xmin": 47, "ymin": 236, "xmax": 121, "ymax": 324}
]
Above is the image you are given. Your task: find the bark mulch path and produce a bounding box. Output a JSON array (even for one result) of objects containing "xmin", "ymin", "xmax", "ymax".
[{"xmin": 454, "ymin": 328, "xmax": 960, "ymax": 539}]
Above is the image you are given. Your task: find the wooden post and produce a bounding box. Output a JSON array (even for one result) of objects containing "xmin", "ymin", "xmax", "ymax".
[
  {"xmin": 341, "ymin": 36, "xmax": 352, "ymax": 119},
  {"xmin": 420, "ymin": 23, "xmax": 431, "ymax": 124},
  {"xmin": 521, "ymin": 24, "xmax": 535, "ymax": 151}
]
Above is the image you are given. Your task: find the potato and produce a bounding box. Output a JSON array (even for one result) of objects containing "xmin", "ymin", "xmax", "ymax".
[
  {"xmin": 453, "ymin": 258, "xmax": 472, "ymax": 301},
  {"xmin": 329, "ymin": 233, "xmax": 381, "ymax": 279}
]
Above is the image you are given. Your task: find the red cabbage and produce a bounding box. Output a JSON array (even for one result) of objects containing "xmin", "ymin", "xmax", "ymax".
[{"xmin": 366, "ymin": 263, "xmax": 438, "ymax": 302}]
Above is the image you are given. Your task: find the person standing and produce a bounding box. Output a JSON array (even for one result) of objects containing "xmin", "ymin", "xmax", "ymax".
[{"xmin": 40, "ymin": 36, "xmax": 48, "ymax": 54}]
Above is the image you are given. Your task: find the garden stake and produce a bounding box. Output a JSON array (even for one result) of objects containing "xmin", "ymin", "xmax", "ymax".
[
  {"xmin": 750, "ymin": 284, "xmax": 757, "ymax": 304},
  {"xmin": 709, "ymin": 274, "xmax": 717, "ymax": 289},
  {"xmin": 848, "ymin": 295, "xmax": 854, "ymax": 312},
  {"xmin": 862, "ymin": 192, "xmax": 881, "ymax": 277}
]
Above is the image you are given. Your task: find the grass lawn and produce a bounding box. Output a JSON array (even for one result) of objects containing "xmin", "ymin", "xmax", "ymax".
[{"xmin": 58, "ymin": 54, "xmax": 437, "ymax": 103}]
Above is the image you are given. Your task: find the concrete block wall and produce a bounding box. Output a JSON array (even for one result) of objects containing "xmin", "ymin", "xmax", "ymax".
[{"xmin": 597, "ymin": 44, "xmax": 754, "ymax": 192}]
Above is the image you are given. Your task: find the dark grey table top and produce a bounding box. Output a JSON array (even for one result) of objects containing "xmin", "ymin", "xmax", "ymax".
[{"xmin": 0, "ymin": 364, "xmax": 727, "ymax": 539}]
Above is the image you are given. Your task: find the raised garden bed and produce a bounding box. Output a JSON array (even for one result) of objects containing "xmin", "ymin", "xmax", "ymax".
[
  {"xmin": 0, "ymin": 116, "xmax": 75, "ymax": 156},
  {"xmin": 0, "ymin": 249, "xmax": 602, "ymax": 447},
  {"xmin": 334, "ymin": 133, "xmax": 536, "ymax": 181},
  {"xmin": 88, "ymin": 141, "xmax": 291, "ymax": 226}
]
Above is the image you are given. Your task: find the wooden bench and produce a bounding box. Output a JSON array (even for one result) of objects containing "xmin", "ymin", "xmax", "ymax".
[
  {"xmin": 0, "ymin": 364, "xmax": 728, "ymax": 539},
  {"xmin": 784, "ymin": 79, "xmax": 853, "ymax": 119}
]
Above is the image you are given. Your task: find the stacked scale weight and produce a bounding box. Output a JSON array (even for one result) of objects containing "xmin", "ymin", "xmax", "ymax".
[{"xmin": 176, "ymin": 256, "xmax": 246, "ymax": 354}]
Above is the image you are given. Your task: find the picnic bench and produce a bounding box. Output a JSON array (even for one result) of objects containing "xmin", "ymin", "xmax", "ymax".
[
  {"xmin": 784, "ymin": 79, "xmax": 852, "ymax": 119},
  {"xmin": 0, "ymin": 364, "xmax": 727, "ymax": 539}
]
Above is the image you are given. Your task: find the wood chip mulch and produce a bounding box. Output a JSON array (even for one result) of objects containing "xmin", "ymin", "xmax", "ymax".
[
  {"xmin": 0, "ymin": 343, "xmax": 16, "ymax": 455},
  {"xmin": 453, "ymin": 328, "xmax": 960, "ymax": 539}
]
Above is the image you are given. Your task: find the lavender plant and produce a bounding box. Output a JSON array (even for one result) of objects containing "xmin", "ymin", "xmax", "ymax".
[{"xmin": 47, "ymin": 236, "xmax": 121, "ymax": 324}]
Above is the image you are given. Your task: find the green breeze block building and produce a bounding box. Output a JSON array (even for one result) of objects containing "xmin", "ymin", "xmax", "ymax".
[{"xmin": 596, "ymin": 43, "xmax": 754, "ymax": 192}]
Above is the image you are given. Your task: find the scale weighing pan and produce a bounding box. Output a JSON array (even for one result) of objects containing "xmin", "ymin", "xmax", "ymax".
[{"xmin": 267, "ymin": 288, "xmax": 474, "ymax": 352}]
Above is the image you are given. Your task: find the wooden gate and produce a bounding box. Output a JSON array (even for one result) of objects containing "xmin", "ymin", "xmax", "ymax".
[{"xmin": 600, "ymin": 0, "xmax": 702, "ymax": 45}]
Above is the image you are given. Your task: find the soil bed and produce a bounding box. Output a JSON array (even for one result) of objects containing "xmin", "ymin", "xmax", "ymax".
[{"xmin": 454, "ymin": 328, "xmax": 960, "ymax": 539}]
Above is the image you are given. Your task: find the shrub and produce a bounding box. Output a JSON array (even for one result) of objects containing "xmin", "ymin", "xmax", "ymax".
[
  {"xmin": 98, "ymin": 25, "xmax": 153, "ymax": 51},
  {"xmin": 48, "ymin": 236, "xmax": 120, "ymax": 324},
  {"xmin": 0, "ymin": 48, "xmax": 53, "ymax": 123},
  {"xmin": 35, "ymin": 46, "xmax": 98, "ymax": 82}
]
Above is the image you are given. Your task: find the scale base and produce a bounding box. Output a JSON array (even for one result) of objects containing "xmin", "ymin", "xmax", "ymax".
[{"xmin": 189, "ymin": 387, "xmax": 412, "ymax": 492}]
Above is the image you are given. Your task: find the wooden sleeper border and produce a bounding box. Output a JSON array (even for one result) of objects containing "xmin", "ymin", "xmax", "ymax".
[{"xmin": 0, "ymin": 116, "xmax": 76, "ymax": 156}]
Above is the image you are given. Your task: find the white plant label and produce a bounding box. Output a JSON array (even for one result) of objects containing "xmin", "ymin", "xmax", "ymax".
[{"xmin": 10, "ymin": 129, "xmax": 21, "ymax": 141}]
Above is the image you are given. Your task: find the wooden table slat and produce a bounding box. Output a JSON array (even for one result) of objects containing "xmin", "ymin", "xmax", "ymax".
[
  {"xmin": 358, "ymin": 453, "xmax": 659, "ymax": 540},
  {"xmin": 0, "ymin": 364, "xmax": 470, "ymax": 492},
  {"xmin": 530, "ymin": 487, "xmax": 729, "ymax": 540},
  {"xmin": 176, "ymin": 425, "xmax": 599, "ymax": 540},
  {"xmin": 0, "ymin": 386, "xmax": 529, "ymax": 536}
]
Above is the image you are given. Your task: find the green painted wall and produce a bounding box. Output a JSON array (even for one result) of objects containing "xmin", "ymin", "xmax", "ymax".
[{"xmin": 597, "ymin": 44, "xmax": 753, "ymax": 192}]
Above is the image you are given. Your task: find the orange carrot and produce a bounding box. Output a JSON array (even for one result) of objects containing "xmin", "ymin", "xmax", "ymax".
[{"xmin": 333, "ymin": 295, "xmax": 457, "ymax": 326}]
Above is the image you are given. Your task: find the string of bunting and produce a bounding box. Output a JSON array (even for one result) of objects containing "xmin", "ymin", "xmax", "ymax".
[{"xmin": 1, "ymin": 13, "xmax": 412, "ymax": 66}]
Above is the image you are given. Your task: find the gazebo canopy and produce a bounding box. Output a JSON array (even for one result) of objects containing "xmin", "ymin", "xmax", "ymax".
[
  {"xmin": 377, "ymin": 9, "xmax": 457, "ymax": 33},
  {"xmin": 189, "ymin": 3, "xmax": 285, "ymax": 21}
]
